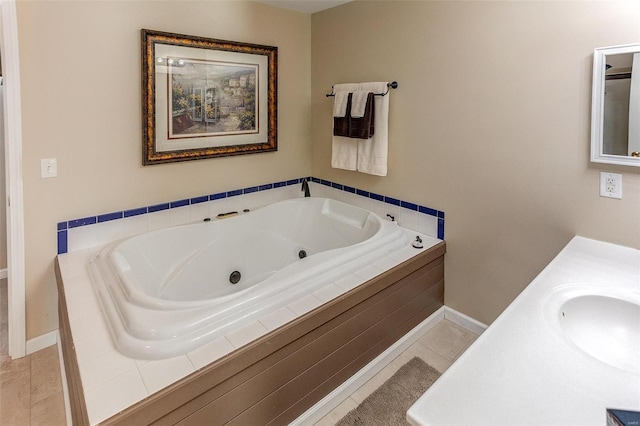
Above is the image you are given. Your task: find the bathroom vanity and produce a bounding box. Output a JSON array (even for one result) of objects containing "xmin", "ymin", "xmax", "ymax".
[{"xmin": 408, "ymin": 236, "xmax": 640, "ymax": 425}]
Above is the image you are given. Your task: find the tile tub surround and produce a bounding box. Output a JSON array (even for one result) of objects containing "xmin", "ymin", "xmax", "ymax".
[
  {"xmin": 56, "ymin": 177, "xmax": 445, "ymax": 255},
  {"xmin": 56, "ymin": 231, "xmax": 444, "ymax": 425}
]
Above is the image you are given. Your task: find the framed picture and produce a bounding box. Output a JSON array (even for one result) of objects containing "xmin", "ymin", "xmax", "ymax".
[{"xmin": 142, "ymin": 29, "xmax": 277, "ymax": 165}]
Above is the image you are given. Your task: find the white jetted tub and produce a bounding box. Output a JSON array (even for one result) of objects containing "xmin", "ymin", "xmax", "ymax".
[{"xmin": 89, "ymin": 197, "xmax": 409, "ymax": 359}]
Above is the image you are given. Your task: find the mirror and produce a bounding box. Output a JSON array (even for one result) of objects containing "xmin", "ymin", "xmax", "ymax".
[{"xmin": 591, "ymin": 44, "xmax": 640, "ymax": 167}]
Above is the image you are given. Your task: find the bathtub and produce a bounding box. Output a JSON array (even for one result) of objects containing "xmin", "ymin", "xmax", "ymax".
[{"xmin": 89, "ymin": 197, "xmax": 409, "ymax": 359}]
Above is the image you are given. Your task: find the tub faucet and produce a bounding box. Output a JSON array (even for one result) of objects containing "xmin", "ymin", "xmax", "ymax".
[{"xmin": 301, "ymin": 179, "xmax": 311, "ymax": 197}]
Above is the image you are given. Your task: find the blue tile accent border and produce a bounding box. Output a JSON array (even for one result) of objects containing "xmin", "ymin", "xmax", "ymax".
[
  {"xmin": 124, "ymin": 207, "xmax": 147, "ymax": 218},
  {"xmin": 191, "ymin": 195, "xmax": 208, "ymax": 204},
  {"xmin": 401, "ymin": 201, "xmax": 418, "ymax": 211},
  {"xmin": 57, "ymin": 230, "xmax": 67, "ymax": 255},
  {"xmin": 369, "ymin": 192, "xmax": 384, "ymax": 202},
  {"xmin": 148, "ymin": 203, "xmax": 170, "ymax": 213},
  {"xmin": 68, "ymin": 216, "xmax": 97, "ymax": 229},
  {"xmin": 419, "ymin": 205, "xmax": 438, "ymax": 217},
  {"xmin": 170, "ymin": 199, "xmax": 190, "ymax": 209},
  {"xmin": 57, "ymin": 176, "xmax": 445, "ymax": 255},
  {"xmin": 385, "ymin": 196, "xmax": 401, "ymax": 206},
  {"xmin": 98, "ymin": 212, "xmax": 123, "ymax": 223}
]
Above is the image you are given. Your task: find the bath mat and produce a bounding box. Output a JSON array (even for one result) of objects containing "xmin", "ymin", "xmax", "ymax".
[{"xmin": 336, "ymin": 357, "xmax": 441, "ymax": 426}]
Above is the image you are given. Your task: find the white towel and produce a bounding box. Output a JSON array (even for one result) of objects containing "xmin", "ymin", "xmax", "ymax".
[
  {"xmin": 331, "ymin": 136, "xmax": 358, "ymax": 171},
  {"xmin": 350, "ymin": 90, "xmax": 371, "ymax": 118},
  {"xmin": 333, "ymin": 90, "xmax": 350, "ymax": 118},
  {"xmin": 332, "ymin": 83, "xmax": 360, "ymax": 171},
  {"xmin": 357, "ymin": 82, "xmax": 389, "ymax": 176}
]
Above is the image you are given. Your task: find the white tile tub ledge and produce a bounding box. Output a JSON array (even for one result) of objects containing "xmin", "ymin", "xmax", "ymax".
[{"xmin": 408, "ymin": 236, "xmax": 640, "ymax": 426}]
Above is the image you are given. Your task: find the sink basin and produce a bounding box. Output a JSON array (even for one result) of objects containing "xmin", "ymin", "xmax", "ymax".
[{"xmin": 558, "ymin": 293, "xmax": 640, "ymax": 373}]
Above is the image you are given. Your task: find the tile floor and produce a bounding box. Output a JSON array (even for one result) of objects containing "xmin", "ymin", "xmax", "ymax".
[
  {"xmin": 0, "ymin": 345, "xmax": 67, "ymax": 425},
  {"xmin": 1, "ymin": 277, "xmax": 67, "ymax": 425},
  {"xmin": 0, "ymin": 309, "xmax": 477, "ymax": 426},
  {"xmin": 314, "ymin": 319, "xmax": 479, "ymax": 425},
  {"xmin": 1, "ymin": 279, "xmax": 7, "ymax": 365}
]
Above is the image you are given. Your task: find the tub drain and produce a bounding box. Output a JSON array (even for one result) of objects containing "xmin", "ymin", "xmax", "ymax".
[
  {"xmin": 298, "ymin": 250, "xmax": 307, "ymax": 259},
  {"xmin": 229, "ymin": 271, "xmax": 241, "ymax": 284}
]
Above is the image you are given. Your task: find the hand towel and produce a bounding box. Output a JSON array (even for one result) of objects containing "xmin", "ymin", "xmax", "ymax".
[
  {"xmin": 350, "ymin": 90, "xmax": 371, "ymax": 118},
  {"xmin": 333, "ymin": 93, "xmax": 352, "ymax": 138},
  {"xmin": 357, "ymin": 82, "xmax": 389, "ymax": 176},
  {"xmin": 333, "ymin": 90, "xmax": 350, "ymax": 118},
  {"xmin": 332, "ymin": 83, "xmax": 359, "ymax": 171},
  {"xmin": 349, "ymin": 92, "xmax": 375, "ymax": 139}
]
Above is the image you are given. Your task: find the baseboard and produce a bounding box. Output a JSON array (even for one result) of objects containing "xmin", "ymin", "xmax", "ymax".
[
  {"xmin": 26, "ymin": 329, "xmax": 58, "ymax": 355},
  {"xmin": 0, "ymin": 268, "xmax": 7, "ymax": 279},
  {"xmin": 444, "ymin": 306, "xmax": 488, "ymax": 335},
  {"xmin": 56, "ymin": 331, "xmax": 73, "ymax": 426},
  {"xmin": 290, "ymin": 306, "xmax": 446, "ymax": 425}
]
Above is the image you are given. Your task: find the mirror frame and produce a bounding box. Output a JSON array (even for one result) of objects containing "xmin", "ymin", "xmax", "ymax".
[{"xmin": 590, "ymin": 43, "xmax": 640, "ymax": 167}]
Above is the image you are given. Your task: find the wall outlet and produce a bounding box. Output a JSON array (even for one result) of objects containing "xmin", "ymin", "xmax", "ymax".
[
  {"xmin": 41, "ymin": 158, "xmax": 57, "ymax": 178},
  {"xmin": 600, "ymin": 172, "xmax": 622, "ymax": 199}
]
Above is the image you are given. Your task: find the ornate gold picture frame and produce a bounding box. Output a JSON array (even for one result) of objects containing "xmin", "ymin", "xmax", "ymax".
[{"xmin": 142, "ymin": 29, "xmax": 277, "ymax": 165}]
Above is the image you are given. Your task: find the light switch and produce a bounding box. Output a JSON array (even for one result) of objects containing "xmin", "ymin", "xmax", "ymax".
[{"xmin": 41, "ymin": 158, "xmax": 57, "ymax": 178}]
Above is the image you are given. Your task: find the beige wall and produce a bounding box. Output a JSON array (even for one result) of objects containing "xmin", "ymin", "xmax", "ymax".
[
  {"xmin": 311, "ymin": 1, "xmax": 640, "ymax": 324},
  {"xmin": 17, "ymin": 1, "xmax": 311, "ymax": 339},
  {"xmin": 14, "ymin": 0, "xmax": 640, "ymax": 340}
]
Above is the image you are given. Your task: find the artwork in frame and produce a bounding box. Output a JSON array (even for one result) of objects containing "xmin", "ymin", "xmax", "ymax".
[{"xmin": 142, "ymin": 29, "xmax": 277, "ymax": 165}]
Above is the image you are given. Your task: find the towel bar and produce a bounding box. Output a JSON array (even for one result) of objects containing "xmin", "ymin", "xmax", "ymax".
[{"xmin": 326, "ymin": 81, "xmax": 398, "ymax": 97}]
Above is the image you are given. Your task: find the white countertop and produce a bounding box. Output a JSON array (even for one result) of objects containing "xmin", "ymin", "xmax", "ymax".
[{"xmin": 407, "ymin": 236, "xmax": 640, "ymax": 425}]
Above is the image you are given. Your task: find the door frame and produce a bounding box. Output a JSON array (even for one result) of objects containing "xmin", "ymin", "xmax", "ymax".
[{"xmin": 1, "ymin": 0, "xmax": 26, "ymax": 359}]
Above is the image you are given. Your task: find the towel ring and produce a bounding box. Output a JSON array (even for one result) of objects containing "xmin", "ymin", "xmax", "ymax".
[{"xmin": 326, "ymin": 81, "xmax": 398, "ymax": 97}]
